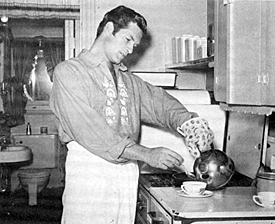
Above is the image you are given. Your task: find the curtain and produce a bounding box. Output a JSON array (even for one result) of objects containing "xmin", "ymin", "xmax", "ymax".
[
  {"xmin": 0, "ymin": 0, "xmax": 80, "ymax": 20},
  {"xmin": 6, "ymin": 39, "xmax": 64, "ymax": 125},
  {"xmin": 0, "ymin": 23, "xmax": 19, "ymax": 128},
  {"xmin": 0, "ymin": 0, "xmax": 73, "ymax": 125},
  {"xmin": 44, "ymin": 41, "xmax": 65, "ymax": 81},
  {"xmin": 9, "ymin": 41, "xmax": 36, "ymax": 125}
]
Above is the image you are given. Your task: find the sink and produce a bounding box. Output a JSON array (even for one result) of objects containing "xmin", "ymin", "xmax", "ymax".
[{"xmin": 0, "ymin": 145, "xmax": 32, "ymax": 163}]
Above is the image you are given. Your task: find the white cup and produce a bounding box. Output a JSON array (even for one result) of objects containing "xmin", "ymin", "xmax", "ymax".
[
  {"xmin": 253, "ymin": 191, "xmax": 275, "ymax": 208},
  {"xmin": 181, "ymin": 181, "xmax": 207, "ymax": 195}
]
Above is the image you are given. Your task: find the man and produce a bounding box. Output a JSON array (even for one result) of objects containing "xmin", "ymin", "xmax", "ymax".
[{"xmin": 50, "ymin": 5, "xmax": 199, "ymax": 224}]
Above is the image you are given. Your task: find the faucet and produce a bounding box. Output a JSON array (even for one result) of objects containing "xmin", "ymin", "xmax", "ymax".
[{"xmin": 0, "ymin": 136, "xmax": 8, "ymax": 151}]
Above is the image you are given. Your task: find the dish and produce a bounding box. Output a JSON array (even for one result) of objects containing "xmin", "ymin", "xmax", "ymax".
[{"xmin": 176, "ymin": 190, "xmax": 214, "ymax": 198}]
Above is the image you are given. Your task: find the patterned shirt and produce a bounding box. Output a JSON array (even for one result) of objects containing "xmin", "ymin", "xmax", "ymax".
[{"xmin": 49, "ymin": 49, "xmax": 192, "ymax": 163}]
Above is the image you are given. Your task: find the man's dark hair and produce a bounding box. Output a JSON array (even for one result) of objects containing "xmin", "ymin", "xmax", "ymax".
[{"xmin": 96, "ymin": 5, "xmax": 147, "ymax": 39}]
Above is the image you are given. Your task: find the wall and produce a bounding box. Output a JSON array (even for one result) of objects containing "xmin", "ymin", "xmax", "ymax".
[
  {"xmin": 81, "ymin": 0, "xmax": 207, "ymax": 71},
  {"xmin": 8, "ymin": 1, "xmax": 206, "ymax": 72},
  {"xmin": 8, "ymin": 1, "xmax": 207, "ymax": 71}
]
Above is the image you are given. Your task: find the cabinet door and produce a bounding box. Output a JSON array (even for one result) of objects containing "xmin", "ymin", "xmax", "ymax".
[
  {"xmin": 214, "ymin": 0, "xmax": 262, "ymax": 105},
  {"xmin": 226, "ymin": 112, "xmax": 264, "ymax": 179},
  {"xmin": 136, "ymin": 185, "xmax": 150, "ymax": 224},
  {"xmin": 263, "ymin": 0, "xmax": 275, "ymax": 106},
  {"xmin": 149, "ymin": 197, "xmax": 172, "ymax": 224},
  {"xmin": 214, "ymin": 0, "xmax": 227, "ymax": 102}
]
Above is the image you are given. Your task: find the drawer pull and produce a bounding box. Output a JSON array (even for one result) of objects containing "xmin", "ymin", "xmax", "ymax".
[{"xmin": 147, "ymin": 211, "xmax": 167, "ymax": 224}]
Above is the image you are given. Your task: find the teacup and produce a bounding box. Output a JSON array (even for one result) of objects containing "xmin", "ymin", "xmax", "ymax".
[
  {"xmin": 253, "ymin": 191, "xmax": 275, "ymax": 208},
  {"xmin": 181, "ymin": 181, "xmax": 207, "ymax": 195}
]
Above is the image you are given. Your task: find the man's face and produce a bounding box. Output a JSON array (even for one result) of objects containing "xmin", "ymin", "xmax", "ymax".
[{"xmin": 105, "ymin": 22, "xmax": 143, "ymax": 64}]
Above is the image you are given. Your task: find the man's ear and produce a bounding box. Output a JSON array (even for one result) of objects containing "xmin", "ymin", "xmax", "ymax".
[{"xmin": 104, "ymin": 22, "xmax": 115, "ymax": 36}]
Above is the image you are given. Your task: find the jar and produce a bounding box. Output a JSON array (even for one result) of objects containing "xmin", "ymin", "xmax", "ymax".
[
  {"xmin": 265, "ymin": 136, "xmax": 275, "ymax": 171},
  {"xmin": 185, "ymin": 36, "xmax": 199, "ymax": 61},
  {"xmin": 256, "ymin": 172, "xmax": 275, "ymax": 193}
]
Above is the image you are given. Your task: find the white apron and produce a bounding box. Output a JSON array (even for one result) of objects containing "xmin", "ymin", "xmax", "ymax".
[{"xmin": 61, "ymin": 141, "xmax": 139, "ymax": 224}]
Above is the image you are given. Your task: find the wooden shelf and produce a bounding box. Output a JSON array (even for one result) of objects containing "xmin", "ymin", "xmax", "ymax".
[{"xmin": 166, "ymin": 56, "xmax": 214, "ymax": 70}]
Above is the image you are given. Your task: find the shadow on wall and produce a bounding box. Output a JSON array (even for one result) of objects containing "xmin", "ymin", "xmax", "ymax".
[{"xmin": 122, "ymin": 31, "xmax": 152, "ymax": 69}]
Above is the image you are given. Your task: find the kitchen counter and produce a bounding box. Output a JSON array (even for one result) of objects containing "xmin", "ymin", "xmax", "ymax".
[{"xmin": 149, "ymin": 186, "xmax": 275, "ymax": 221}]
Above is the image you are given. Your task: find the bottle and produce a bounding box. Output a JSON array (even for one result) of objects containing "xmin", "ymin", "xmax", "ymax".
[{"xmin": 26, "ymin": 122, "xmax": 32, "ymax": 135}]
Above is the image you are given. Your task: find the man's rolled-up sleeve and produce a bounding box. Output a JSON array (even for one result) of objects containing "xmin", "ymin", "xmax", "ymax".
[{"xmin": 132, "ymin": 75, "xmax": 194, "ymax": 131}]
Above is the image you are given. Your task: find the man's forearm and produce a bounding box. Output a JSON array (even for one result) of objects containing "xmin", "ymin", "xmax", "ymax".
[
  {"xmin": 120, "ymin": 143, "xmax": 183, "ymax": 170},
  {"xmin": 121, "ymin": 143, "xmax": 151, "ymax": 164}
]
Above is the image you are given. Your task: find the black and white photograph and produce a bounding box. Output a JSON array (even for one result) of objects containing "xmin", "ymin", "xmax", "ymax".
[{"xmin": 0, "ymin": 0, "xmax": 275, "ymax": 223}]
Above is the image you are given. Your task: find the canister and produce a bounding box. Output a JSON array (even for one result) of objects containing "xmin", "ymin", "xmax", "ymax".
[
  {"xmin": 185, "ymin": 36, "xmax": 199, "ymax": 61},
  {"xmin": 171, "ymin": 36, "xmax": 180, "ymax": 64},
  {"xmin": 195, "ymin": 37, "xmax": 207, "ymax": 60},
  {"xmin": 201, "ymin": 37, "xmax": 207, "ymax": 58},
  {"xmin": 265, "ymin": 136, "xmax": 275, "ymax": 170},
  {"xmin": 177, "ymin": 34, "xmax": 192, "ymax": 63},
  {"xmin": 256, "ymin": 172, "xmax": 275, "ymax": 193}
]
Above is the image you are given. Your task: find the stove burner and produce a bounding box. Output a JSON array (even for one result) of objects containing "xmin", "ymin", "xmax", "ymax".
[
  {"xmin": 142, "ymin": 173, "xmax": 175, "ymax": 187},
  {"xmin": 140, "ymin": 171, "xmax": 253, "ymax": 188}
]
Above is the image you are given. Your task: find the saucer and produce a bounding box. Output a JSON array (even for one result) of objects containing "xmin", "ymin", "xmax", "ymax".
[{"xmin": 177, "ymin": 190, "xmax": 214, "ymax": 198}]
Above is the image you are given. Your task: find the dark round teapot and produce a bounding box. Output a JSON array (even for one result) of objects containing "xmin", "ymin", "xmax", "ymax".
[{"xmin": 193, "ymin": 149, "xmax": 235, "ymax": 190}]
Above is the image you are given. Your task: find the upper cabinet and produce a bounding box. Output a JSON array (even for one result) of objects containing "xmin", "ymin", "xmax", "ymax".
[{"xmin": 214, "ymin": 0, "xmax": 275, "ymax": 106}]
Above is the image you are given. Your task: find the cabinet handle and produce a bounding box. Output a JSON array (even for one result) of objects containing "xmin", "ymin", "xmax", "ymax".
[
  {"xmin": 223, "ymin": 0, "xmax": 229, "ymax": 5},
  {"xmin": 262, "ymin": 73, "xmax": 269, "ymax": 85},
  {"xmin": 215, "ymin": 76, "xmax": 219, "ymax": 84},
  {"xmin": 257, "ymin": 74, "xmax": 261, "ymax": 84},
  {"xmin": 137, "ymin": 201, "xmax": 146, "ymax": 212},
  {"xmin": 255, "ymin": 143, "xmax": 261, "ymax": 150},
  {"xmin": 147, "ymin": 212, "xmax": 167, "ymax": 224}
]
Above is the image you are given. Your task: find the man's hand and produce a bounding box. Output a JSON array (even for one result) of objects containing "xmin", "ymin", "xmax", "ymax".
[
  {"xmin": 177, "ymin": 117, "xmax": 214, "ymax": 158},
  {"xmin": 189, "ymin": 112, "xmax": 199, "ymax": 119},
  {"xmin": 145, "ymin": 147, "xmax": 183, "ymax": 170}
]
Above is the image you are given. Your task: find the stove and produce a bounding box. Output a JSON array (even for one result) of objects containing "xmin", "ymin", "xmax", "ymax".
[
  {"xmin": 139, "ymin": 171, "xmax": 253, "ymax": 188},
  {"xmin": 137, "ymin": 171, "xmax": 256, "ymax": 224},
  {"xmin": 139, "ymin": 173, "xmax": 175, "ymax": 187}
]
